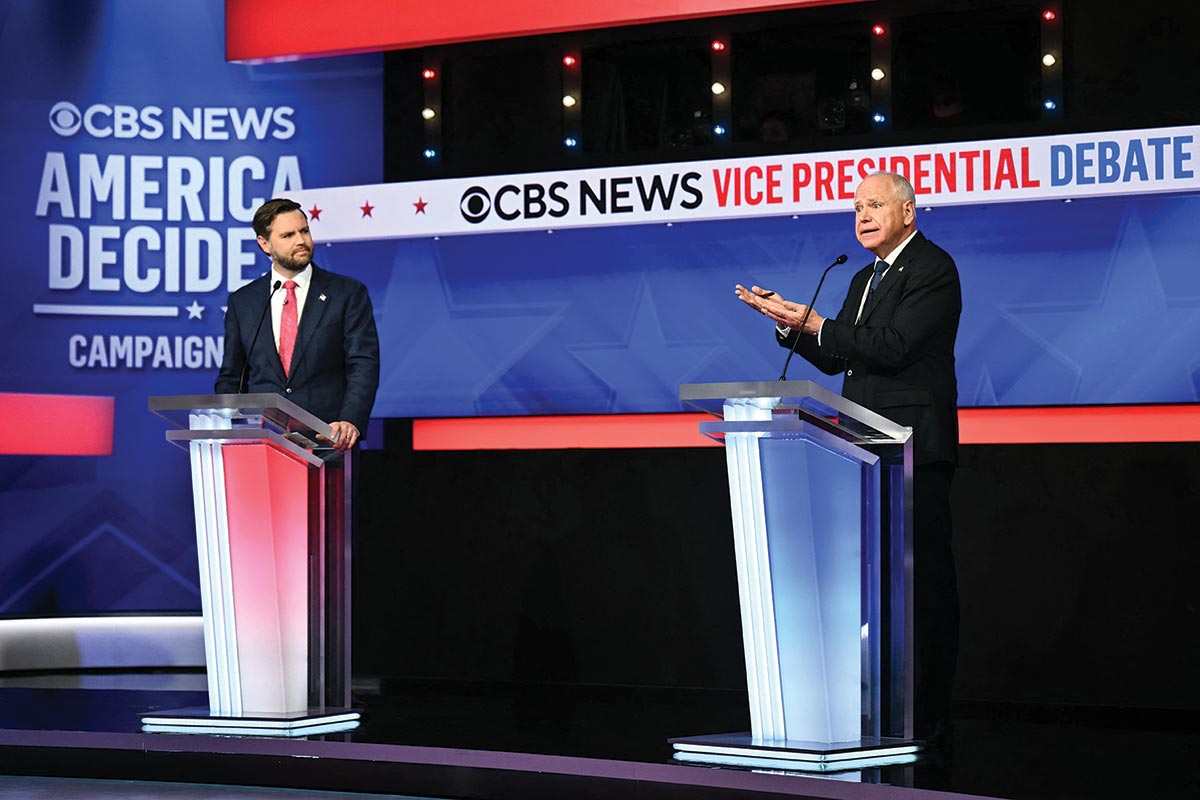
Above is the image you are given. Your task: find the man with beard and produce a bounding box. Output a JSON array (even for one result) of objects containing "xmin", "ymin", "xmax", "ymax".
[
  {"xmin": 735, "ymin": 171, "xmax": 962, "ymax": 752},
  {"xmin": 215, "ymin": 198, "xmax": 379, "ymax": 451}
]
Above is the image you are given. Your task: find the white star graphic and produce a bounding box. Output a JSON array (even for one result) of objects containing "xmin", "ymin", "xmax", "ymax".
[{"xmin": 185, "ymin": 301, "xmax": 204, "ymax": 320}]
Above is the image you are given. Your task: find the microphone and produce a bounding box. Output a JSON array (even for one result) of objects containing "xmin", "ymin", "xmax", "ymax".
[
  {"xmin": 239, "ymin": 279, "xmax": 283, "ymax": 393},
  {"xmin": 778, "ymin": 254, "xmax": 848, "ymax": 381}
]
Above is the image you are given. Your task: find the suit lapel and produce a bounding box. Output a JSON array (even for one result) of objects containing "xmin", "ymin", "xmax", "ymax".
[
  {"xmin": 860, "ymin": 232, "xmax": 926, "ymax": 324},
  {"xmin": 287, "ymin": 266, "xmax": 330, "ymax": 381},
  {"xmin": 844, "ymin": 268, "xmax": 873, "ymax": 324},
  {"xmin": 250, "ymin": 276, "xmax": 288, "ymax": 383}
]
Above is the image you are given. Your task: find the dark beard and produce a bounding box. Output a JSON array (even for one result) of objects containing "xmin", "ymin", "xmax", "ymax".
[{"xmin": 274, "ymin": 249, "xmax": 312, "ymax": 272}]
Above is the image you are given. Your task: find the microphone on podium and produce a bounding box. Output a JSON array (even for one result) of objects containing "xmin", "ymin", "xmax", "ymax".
[
  {"xmin": 778, "ymin": 254, "xmax": 848, "ymax": 381},
  {"xmin": 239, "ymin": 279, "xmax": 283, "ymax": 394}
]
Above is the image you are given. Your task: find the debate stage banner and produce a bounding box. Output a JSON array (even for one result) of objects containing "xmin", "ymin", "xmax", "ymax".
[{"xmin": 285, "ymin": 125, "xmax": 1199, "ymax": 417}]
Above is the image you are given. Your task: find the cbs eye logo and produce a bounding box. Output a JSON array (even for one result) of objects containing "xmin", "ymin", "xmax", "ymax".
[
  {"xmin": 459, "ymin": 186, "xmax": 491, "ymax": 224},
  {"xmin": 49, "ymin": 101, "xmax": 82, "ymax": 136}
]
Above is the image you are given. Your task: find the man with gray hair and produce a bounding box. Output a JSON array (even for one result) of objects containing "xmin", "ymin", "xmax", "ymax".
[{"xmin": 736, "ymin": 171, "xmax": 962, "ymax": 753}]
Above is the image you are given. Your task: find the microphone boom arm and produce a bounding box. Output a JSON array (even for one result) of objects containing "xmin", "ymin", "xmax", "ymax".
[{"xmin": 779, "ymin": 254, "xmax": 847, "ymax": 381}]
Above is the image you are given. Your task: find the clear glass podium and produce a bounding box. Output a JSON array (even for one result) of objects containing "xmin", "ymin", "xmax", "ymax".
[
  {"xmin": 142, "ymin": 393, "xmax": 358, "ymax": 736},
  {"xmin": 670, "ymin": 381, "xmax": 918, "ymax": 770}
]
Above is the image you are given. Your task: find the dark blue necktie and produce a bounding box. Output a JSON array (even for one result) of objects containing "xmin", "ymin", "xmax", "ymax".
[{"xmin": 869, "ymin": 260, "xmax": 889, "ymax": 294}]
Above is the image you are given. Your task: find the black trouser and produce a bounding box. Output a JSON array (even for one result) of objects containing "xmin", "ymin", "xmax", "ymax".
[{"xmin": 912, "ymin": 461, "xmax": 959, "ymax": 737}]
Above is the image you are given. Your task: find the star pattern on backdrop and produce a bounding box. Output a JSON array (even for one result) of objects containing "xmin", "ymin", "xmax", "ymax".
[
  {"xmin": 413, "ymin": 197, "xmax": 428, "ymax": 214},
  {"xmin": 184, "ymin": 301, "xmax": 204, "ymax": 320},
  {"xmin": 359, "ymin": 200, "xmax": 374, "ymax": 218},
  {"xmin": 309, "ymin": 205, "xmax": 322, "ymax": 221},
  {"xmin": 374, "ymin": 244, "xmax": 572, "ymax": 415},
  {"xmin": 998, "ymin": 206, "xmax": 1200, "ymax": 403},
  {"xmin": 566, "ymin": 279, "xmax": 726, "ymax": 411}
]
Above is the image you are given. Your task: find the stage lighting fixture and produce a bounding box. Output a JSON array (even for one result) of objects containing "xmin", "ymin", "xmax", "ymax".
[
  {"xmin": 871, "ymin": 68, "xmax": 886, "ymax": 81},
  {"xmin": 872, "ymin": 24, "xmax": 886, "ymax": 35},
  {"xmin": 873, "ymin": 113, "xmax": 887, "ymax": 124},
  {"xmin": 712, "ymin": 124, "xmax": 726, "ymax": 135},
  {"xmin": 1042, "ymin": 10, "xmax": 1057, "ymax": 21},
  {"xmin": 562, "ymin": 94, "xmax": 577, "ymax": 108},
  {"xmin": 1042, "ymin": 53, "xmax": 1057, "ymax": 66},
  {"xmin": 711, "ymin": 40, "xmax": 727, "ymax": 51},
  {"xmin": 711, "ymin": 82, "xmax": 726, "ymax": 95},
  {"xmin": 562, "ymin": 55, "xmax": 578, "ymax": 67},
  {"xmin": 564, "ymin": 137, "xmax": 578, "ymax": 147},
  {"xmin": 421, "ymin": 108, "xmax": 436, "ymax": 120},
  {"xmin": 423, "ymin": 148, "xmax": 437, "ymax": 158},
  {"xmin": 421, "ymin": 68, "xmax": 437, "ymax": 79},
  {"xmin": 1043, "ymin": 99, "xmax": 1057, "ymax": 110}
]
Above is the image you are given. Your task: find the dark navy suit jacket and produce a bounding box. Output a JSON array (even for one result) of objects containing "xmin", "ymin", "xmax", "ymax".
[
  {"xmin": 215, "ymin": 265, "xmax": 380, "ymax": 434},
  {"xmin": 780, "ymin": 231, "xmax": 961, "ymax": 466}
]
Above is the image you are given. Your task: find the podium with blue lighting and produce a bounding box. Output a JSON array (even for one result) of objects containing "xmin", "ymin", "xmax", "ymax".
[
  {"xmin": 143, "ymin": 394, "xmax": 358, "ymax": 737},
  {"xmin": 672, "ymin": 381, "xmax": 917, "ymax": 770}
]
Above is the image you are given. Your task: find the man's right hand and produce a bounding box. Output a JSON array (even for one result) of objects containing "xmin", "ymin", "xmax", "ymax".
[{"xmin": 736, "ymin": 285, "xmax": 822, "ymax": 333}]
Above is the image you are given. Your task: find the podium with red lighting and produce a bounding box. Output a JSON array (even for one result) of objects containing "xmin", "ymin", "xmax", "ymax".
[
  {"xmin": 143, "ymin": 394, "xmax": 357, "ymax": 736},
  {"xmin": 671, "ymin": 381, "xmax": 917, "ymax": 770}
]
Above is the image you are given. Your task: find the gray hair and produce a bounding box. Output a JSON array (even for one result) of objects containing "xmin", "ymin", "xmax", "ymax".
[{"xmin": 869, "ymin": 171, "xmax": 916, "ymax": 204}]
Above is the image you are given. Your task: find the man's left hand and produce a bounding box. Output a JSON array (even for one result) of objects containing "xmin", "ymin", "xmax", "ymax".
[{"xmin": 321, "ymin": 421, "xmax": 360, "ymax": 451}]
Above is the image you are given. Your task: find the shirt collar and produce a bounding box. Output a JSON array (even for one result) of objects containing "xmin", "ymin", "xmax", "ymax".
[
  {"xmin": 271, "ymin": 263, "xmax": 313, "ymax": 290},
  {"xmin": 879, "ymin": 229, "xmax": 919, "ymax": 266}
]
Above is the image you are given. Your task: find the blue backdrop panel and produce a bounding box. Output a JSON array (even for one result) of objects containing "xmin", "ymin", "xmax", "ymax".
[{"xmin": 0, "ymin": 0, "xmax": 381, "ymax": 615}]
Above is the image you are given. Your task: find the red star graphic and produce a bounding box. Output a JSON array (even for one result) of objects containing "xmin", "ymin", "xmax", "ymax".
[
  {"xmin": 360, "ymin": 201, "xmax": 374, "ymax": 218},
  {"xmin": 309, "ymin": 205, "xmax": 322, "ymax": 221},
  {"xmin": 413, "ymin": 197, "xmax": 428, "ymax": 214}
]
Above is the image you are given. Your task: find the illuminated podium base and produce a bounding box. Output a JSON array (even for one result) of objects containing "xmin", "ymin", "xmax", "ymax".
[
  {"xmin": 149, "ymin": 394, "xmax": 355, "ymax": 739},
  {"xmin": 670, "ymin": 732, "xmax": 921, "ymax": 772},
  {"xmin": 141, "ymin": 707, "xmax": 360, "ymax": 738},
  {"xmin": 676, "ymin": 382, "xmax": 919, "ymax": 772}
]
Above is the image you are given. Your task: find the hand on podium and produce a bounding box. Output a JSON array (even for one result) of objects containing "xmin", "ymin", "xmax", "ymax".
[{"xmin": 319, "ymin": 420, "xmax": 360, "ymax": 451}]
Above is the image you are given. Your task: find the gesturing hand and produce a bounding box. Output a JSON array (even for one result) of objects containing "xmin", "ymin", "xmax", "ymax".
[{"xmin": 734, "ymin": 284, "xmax": 824, "ymax": 334}]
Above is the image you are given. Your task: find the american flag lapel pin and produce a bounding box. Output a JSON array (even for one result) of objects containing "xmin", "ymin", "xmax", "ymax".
[{"xmin": 319, "ymin": 293, "xmax": 327, "ymax": 302}]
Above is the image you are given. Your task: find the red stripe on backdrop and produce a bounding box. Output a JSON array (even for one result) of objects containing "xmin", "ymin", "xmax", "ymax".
[
  {"xmin": 414, "ymin": 413, "xmax": 720, "ymax": 450},
  {"xmin": 412, "ymin": 406, "xmax": 1200, "ymax": 451},
  {"xmin": 226, "ymin": 0, "xmax": 857, "ymax": 62},
  {"xmin": 957, "ymin": 405, "xmax": 1200, "ymax": 444},
  {"xmin": 0, "ymin": 393, "xmax": 114, "ymax": 456}
]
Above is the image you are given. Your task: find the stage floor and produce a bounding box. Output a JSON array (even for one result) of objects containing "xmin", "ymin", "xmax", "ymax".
[{"xmin": 0, "ymin": 673, "xmax": 1195, "ymax": 800}]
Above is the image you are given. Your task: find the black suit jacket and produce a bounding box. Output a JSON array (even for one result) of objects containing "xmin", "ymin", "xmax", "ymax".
[
  {"xmin": 215, "ymin": 265, "xmax": 380, "ymax": 434},
  {"xmin": 780, "ymin": 231, "xmax": 961, "ymax": 466}
]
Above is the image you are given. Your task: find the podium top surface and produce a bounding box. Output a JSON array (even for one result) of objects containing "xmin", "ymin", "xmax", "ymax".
[
  {"xmin": 679, "ymin": 380, "xmax": 911, "ymax": 445},
  {"xmin": 148, "ymin": 393, "xmax": 332, "ymax": 443}
]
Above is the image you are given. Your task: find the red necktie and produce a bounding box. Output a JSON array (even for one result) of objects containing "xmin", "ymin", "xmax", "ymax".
[{"xmin": 279, "ymin": 279, "xmax": 298, "ymax": 377}]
